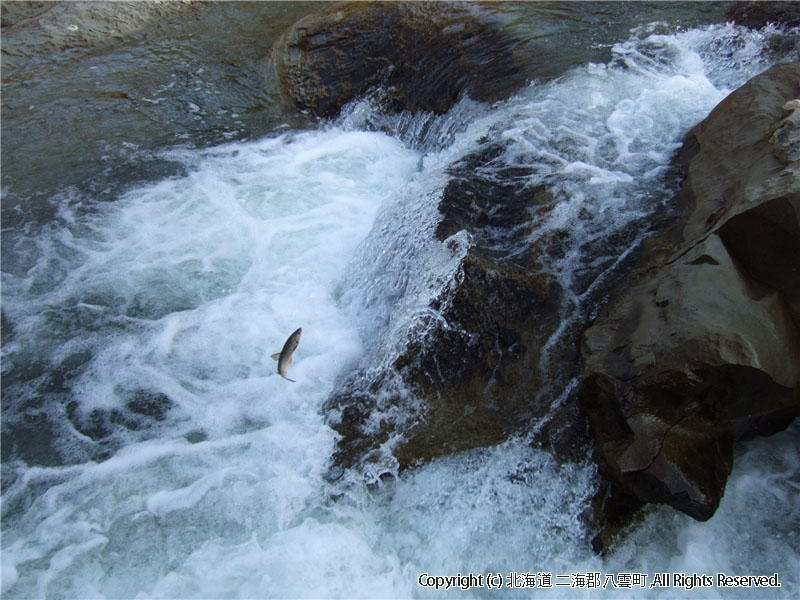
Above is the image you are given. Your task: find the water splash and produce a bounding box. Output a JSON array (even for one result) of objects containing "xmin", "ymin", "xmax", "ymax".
[{"xmin": 2, "ymin": 21, "xmax": 799, "ymax": 599}]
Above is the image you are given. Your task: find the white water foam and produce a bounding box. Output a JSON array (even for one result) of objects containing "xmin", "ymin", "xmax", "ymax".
[
  {"xmin": 1, "ymin": 129, "xmax": 420, "ymax": 597},
  {"xmin": 2, "ymin": 22, "xmax": 799, "ymax": 599}
]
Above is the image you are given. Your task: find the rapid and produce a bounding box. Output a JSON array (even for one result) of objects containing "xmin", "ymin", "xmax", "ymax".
[{"xmin": 2, "ymin": 13, "xmax": 799, "ymax": 599}]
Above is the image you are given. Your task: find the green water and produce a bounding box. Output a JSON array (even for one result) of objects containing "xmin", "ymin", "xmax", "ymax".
[
  {"xmin": 1, "ymin": 1, "xmax": 320, "ymax": 223},
  {"xmin": 1, "ymin": 1, "xmax": 738, "ymax": 226}
]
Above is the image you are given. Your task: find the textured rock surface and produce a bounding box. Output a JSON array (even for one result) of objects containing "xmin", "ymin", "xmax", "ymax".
[
  {"xmin": 726, "ymin": 1, "xmax": 800, "ymax": 29},
  {"xmin": 771, "ymin": 100, "xmax": 800, "ymax": 165},
  {"xmin": 325, "ymin": 147, "xmax": 571, "ymax": 473},
  {"xmin": 270, "ymin": 1, "xmax": 525, "ymax": 118},
  {"xmin": 282, "ymin": 2, "xmax": 800, "ymax": 528},
  {"xmin": 579, "ymin": 62, "xmax": 800, "ymax": 522},
  {"xmin": 324, "ymin": 130, "xmax": 668, "ymax": 474}
]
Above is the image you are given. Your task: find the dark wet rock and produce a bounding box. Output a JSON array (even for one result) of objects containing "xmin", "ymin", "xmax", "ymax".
[
  {"xmin": 324, "ymin": 108, "xmax": 694, "ymax": 475},
  {"xmin": 579, "ymin": 62, "xmax": 800, "ymax": 522},
  {"xmin": 270, "ymin": 1, "xmax": 525, "ymax": 118},
  {"xmin": 726, "ymin": 1, "xmax": 800, "ymax": 29},
  {"xmin": 325, "ymin": 145, "xmax": 569, "ymax": 471},
  {"xmin": 581, "ymin": 478, "xmax": 645, "ymax": 556},
  {"xmin": 325, "ymin": 135, "xmax": 647, "ymax": 473},
  {"xmin": 388, "ymin": 251, "xmax": 561, "ymax": 467}
]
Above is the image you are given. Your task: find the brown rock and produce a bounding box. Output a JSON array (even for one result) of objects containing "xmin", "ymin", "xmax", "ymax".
[
  {"xmin": 579, "ymin": 62, "xmax": 800, "ymax": 521},
  {"xmin": 270, "ymin": 1, "xmax": 524, "ymax": 118}
]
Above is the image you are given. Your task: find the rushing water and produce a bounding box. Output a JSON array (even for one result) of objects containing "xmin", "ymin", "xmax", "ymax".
[{"xmin": 2, "ymin": 11, "xmax": 799, "ymax": 599}]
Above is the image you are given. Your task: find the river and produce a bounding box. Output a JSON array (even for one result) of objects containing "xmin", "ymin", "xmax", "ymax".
[{"xmin": 2, "ymin": 2, "xmax": 798, "ymax": 598}]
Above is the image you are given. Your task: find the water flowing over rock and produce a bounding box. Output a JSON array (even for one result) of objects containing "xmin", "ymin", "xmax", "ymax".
[
  {"xmin": 324, "ymin": 121, "xmax": 680, "ymax": 475},
  {"xmin": 726, "ymin": 1, "xmax": 800, "ymax": 29},
  {"xmin": 326, "ymin": 146, "xmax": 578, "ymax": 473},
  {"xmin": 270, "ymin": 1, "xmax": 525, "ymax": 118},
  {"xmin": 6, "ymin": 3, "xmax": 800, "ymax": 592},
  {"xmin": 579, "ymin": 61, "xmax": 800, "ymax": 523}
]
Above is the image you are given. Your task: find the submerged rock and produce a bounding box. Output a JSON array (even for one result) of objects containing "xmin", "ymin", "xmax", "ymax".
[
  {"xmin": 1, "ymin": 1, "xmax": 319, "ymax": 223},
  {"xmin": 0, "ymin": 0, "xmax": 199, "ymax": 68},
  {"xmin": 579, "ymin": 62, "xmax": 800, "ymax": 523},
  {"xmin": 270, "ymin": 1, "xmax": 525, "ymax": 118}
]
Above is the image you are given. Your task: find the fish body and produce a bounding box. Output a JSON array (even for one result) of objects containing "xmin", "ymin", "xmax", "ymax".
[{"xmin": 271, "ymin": 327, "xmax": 302, "ymax": 382}]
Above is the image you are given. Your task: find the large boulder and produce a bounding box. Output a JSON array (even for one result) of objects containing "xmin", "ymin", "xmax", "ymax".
[
  {"xmin": 270, "ymin": 1, "xmax": 525, "ymax": 118},
  {"xmin": 324, "ymin": 132, "xmax": 664, "ymax": 475},
  {"xmin": 325, "ymin": 147, "xmax": 570, "ymax": 473},
  {"xmin": 579, "ymin": 62, "xmax": 800, "ymax": 522}
]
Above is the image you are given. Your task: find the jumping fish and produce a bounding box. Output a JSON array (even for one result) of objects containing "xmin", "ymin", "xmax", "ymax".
[{"xmin": 271, "ymin": 327, "xmax": 302, "ymax": 382}]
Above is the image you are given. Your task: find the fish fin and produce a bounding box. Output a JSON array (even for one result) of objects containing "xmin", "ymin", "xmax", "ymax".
[
  {"xmin": 289, "ymin": 357, "xmax": 293, "ymax": 365},
  {"xmin": 281, "ymin": 374, "xmax": 296, "ymax": 383},
  {"xmin": 270, "ymin": 353, "xmax": 281, "ymax": 361}
]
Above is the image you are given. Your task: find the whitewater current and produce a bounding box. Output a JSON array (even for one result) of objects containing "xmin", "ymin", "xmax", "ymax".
[{"xmin": 2, "ymin": 22, "xmax": 799, "ymax": 599}]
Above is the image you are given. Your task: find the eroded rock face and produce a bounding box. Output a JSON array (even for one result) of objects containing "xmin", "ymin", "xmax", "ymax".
[
  {"xmin": 579, "ymin": 62, "xmax": 800, "ymax": 522},
  {"xmin": 270, "ymin": 1, "xmax": 525, "ymax": 118}
]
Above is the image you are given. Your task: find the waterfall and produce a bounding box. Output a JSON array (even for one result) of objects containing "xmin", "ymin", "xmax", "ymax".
[{"xmin": 2, "ymin": 18, "xmax": 798, "ymax": 599}]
